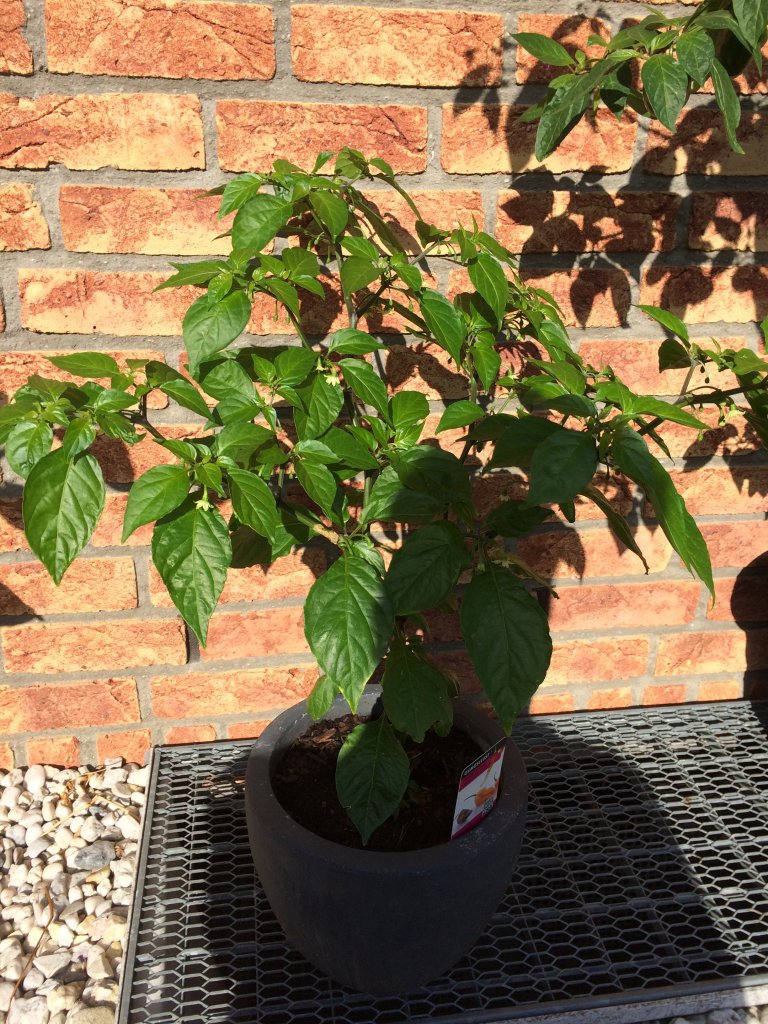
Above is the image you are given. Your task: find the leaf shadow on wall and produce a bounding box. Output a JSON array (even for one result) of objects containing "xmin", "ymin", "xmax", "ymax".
[{"xmin": 730, "ymin": 555, "xmax": 768, "ymax": 699}]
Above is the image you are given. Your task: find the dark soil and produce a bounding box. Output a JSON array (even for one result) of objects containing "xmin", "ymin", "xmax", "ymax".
[{"xmin": 272, "ymin": 714, "xmax": 482, "ymax": 852}]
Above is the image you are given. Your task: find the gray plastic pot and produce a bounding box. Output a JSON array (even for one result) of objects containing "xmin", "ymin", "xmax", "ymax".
[{"xmin": 244, "ymin": 688, "xmax": 528, "ymax": 995}]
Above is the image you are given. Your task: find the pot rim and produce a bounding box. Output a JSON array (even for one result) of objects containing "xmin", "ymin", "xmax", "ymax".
[{"xmin": 245, "ymin": 692, "xmax": 528, "ymax": 871}]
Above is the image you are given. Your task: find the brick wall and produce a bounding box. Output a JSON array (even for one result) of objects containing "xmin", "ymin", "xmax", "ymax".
[{"xmin": 1, "ymin": 0, "xmax": 767, "ymax": 768}]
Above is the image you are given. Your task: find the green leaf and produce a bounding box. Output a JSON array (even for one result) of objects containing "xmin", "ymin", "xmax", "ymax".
[
  {"xmin": 7, "ymin": 420, "xmax": 53, "ymax": 478},
  {"xmin": 309, "ymin": 191, "xmax": 349, "ymax": 239},
  {"xmin": 734, "ymin": 0, "xmax": 766, "ymax": 50},
  {"xmin": 382, "ymin": 639, "xmax": 449, "ymax": 743},
  {"xmin": 580, "ymin": 484, "xmax": 649, "ymax": 572},
  {"xmin": 637, "ymin": 304, "xmax": 690, "ymax": 342},
  {"xmin": 228, "ymin": 468, "xmax": 280, "ymax": 541},
  {"xmin": 711, "ymin": 58, "xmax": 745, "ymax": 154},
  {"xmin": 232, "ymin": 194, "xmax": 291, "ymax": 252},
  {"xmin": 339, "ymin": 359, "xmax": 388, "ymax": 416},
  {"xmin": 483, "ymin": 500, "xmax": 553, "ymax": 538},
  {"xmin": 91, "ymin": 389, "xmax": 137, "ymax": 414},
  {"xmin": 527, "ymin": 429, "xmax": 598, "ymax": 506},
  {"xmin": 274, "ymin": 348, "xmax": 317, "ymax": 386},
  {"xmin": 199, "ymin": 358, "xmax": 257, "ymax": 401},
  {"xmin": 320, "ymin": 427, "xmax": 379, "ymax": 470},
  {"xmin": 215, "ymin": 422, "xmax": 274, "ymax": 462},
  {"xmin": 390, "ymin": 392, "xmax": 429, "ymax": 444},
  {"xmin": 122, "ymin": 465, "xmax": 190, "ymax": 541},
  {"xmin": 295, "ymin": 459, "xmax": 337, "ymax": 518},
  {"xmin": 391, "ymin": 446, "xmax": 472, "ymax": 506},
  {"xmin": 641, "ymin": 53, "xmax": 689, "ymax": 130},
  {"xmin": 611, "ymin": 427, "xmax": 713, "ymax": 595},
  {"xmin": 152, "ymin": 500, "xmax": 231, "ymax": 645},
  {"xmin": 307, "ymin": 674, "xmax": 337, "ymax": 721},
  {"xmin": 419, "ymin": 289, "xmax": 466, "ymax": 365},
  {"xmin": 676, "ymin": 30, "xmax": 715, "ymax": 86},
  {"xmin": 304, "ymin": 554, "xmax": 394, "ymax": 709},
  {"xmin": 629, "ymin": 396, "xmax": 708, "ymax": 430},
  {"xmin": 658, "ymin": 338, "xmax": 691, "ymax": 371},
  {"xmin": 96, "ymin": 413, "xmax": 141, "ymax": 444},
  {"xmin": 384, "ymin": 521, "xmax": 470, "ymax": 615},
  {"xmin": 282, "ymin": 247, "xmax": 321, "ymax": 279},
  {"xmin": 342, "ymin": 236, "xmax": 379, "ymax": 261},
  {"xmin": 161, "ymin": 379, "xmax": 212, "ymax": 419},
  {"xmin": 47, "ymin": 352, "xmax": 121, "ymax": 378},
  {"xmin": 489, "ymin": 416, "xmax": 564, "ymax": 469},
  {"xmin": 294, "ymin": 374, "xmax": 344, "ymax": 440},
  {"xmin": 472, "ymin": 343, "xmax": 502, "ymax": 392},
  {"xmin": 195, "ymin": 462, "xmax": 225, "ymax": 497},
  {"xmin": 219, "ymin": 174, "xmax": 264, "ymax": 217},
  {"xmin": 23, "ymin": 450, "xmax": 105, "ymax": 584},
  {"xmin": 340, "ymin": 257, "xmax": 381, "ymax": 295},
  {"xmin": 436, "ymin": 401, "xmax": 485, "ymax": 432},
  {"xmin": 362, "ymin": 466, "xmax": 443, "ymax": 524},
  {"xmin": 263, "ymin": 278, "xmax": 300, "ymax": 318},
  {"xmin": 335, "ymin": 717, "xmax": 410, "ymax": 844},
  {"xmin": 183, "ymin": 291, "xmax": 252, "ymax": 376},
  {"xmin": 62, "ymin": 417, "xmax": 96, "ymax": 460},
  {"xmin": 155, "ymin": 260, "xmax": 227, "ymax": 291},
  {"xmin": 513, "ymin": 31, "xmax": 577, "ymax": 66},
  {"xmin": 467, "ymin": 254, "xmax": 508, "ymax": 325},
  {"xmin": 327, "ymin": 328, "xmax": 386, "ymax": 356},
  {"xmin": 461, "ymin": 564, "xmax": 552, "ymax": 732},
  {"xmin": 535, "ymin": 68, "xmax": 601, "ymax": 160}
]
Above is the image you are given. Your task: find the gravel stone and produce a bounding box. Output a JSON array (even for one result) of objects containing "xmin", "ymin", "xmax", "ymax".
[
  {"xmin": 70, "ymin": 844, "xmax": 115, "ymax": 873},
  {"xmin": 66, "ymin": 1005, "xmax": 114, "ymax": 1024},
  {"xmin": 7, "ymin": 994, "xmax": 50, "ymax": 1024}
]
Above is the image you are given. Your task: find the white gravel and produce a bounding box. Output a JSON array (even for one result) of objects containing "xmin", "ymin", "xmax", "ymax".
[{"xmin": 0, "ymin": 758, "xmax": 146, "ymax": 1024}]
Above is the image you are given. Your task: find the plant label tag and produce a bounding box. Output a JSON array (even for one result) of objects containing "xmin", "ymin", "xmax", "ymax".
[{"xmin": 451, "ymin": 738, "xmax": 506, "ymax": 839}]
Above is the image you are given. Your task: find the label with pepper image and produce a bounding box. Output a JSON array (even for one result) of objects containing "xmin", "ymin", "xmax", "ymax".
[{"xmin": 450, "ymin": 737, "xmax": 506, "ymax": 839}]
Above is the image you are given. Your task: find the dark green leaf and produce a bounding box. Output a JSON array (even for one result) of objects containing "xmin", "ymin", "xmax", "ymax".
[
  {"xmin": 307, "ymin": 674, "xmax": 337, "ymax": 721},
  {"xmin": 294, "ymin": 374, "xmax": 345, "ymax": 439},
  {"xmin": 183, "ymin": 291, "xmax": 252, "ymax": 376},
  {"xmin": 734, "ymin": 0, "xmax": 766, "ymax": 50},
  {"xmin": 382, "ymin": 639, "xmax": 449, "ymax": 742},
  {"xmin": 527, "ymin": 429, "xmax": 597, "ymax": 506},
  {"xmin": 467, "ymin": 254, "xmax": 508, "ymax": 325},
  {"xmin": 641, "ymin": 53, "xmax": 689, "ymax": 130},
  {"xmin": 23, "ymin": 450, "xmax": 105, "ymax": 584},
  {"xmin": 461, "ymin": 564, "xmax": 552, "ymax": 731},
  {"xmin": 295, "ymin": 459, "xmax": 337, "ymax": 518},
  {"xmin": 391, "ymin": 446, "xmax": 471, "ymax": 506},
  {"xmin": 384, "ymin": 522, "xmax": 470, "ymax": 615},
  {"xmin": 580, "ymin": 483, "xmax": 649, "ymax": 572},
  {"xmin": 152, "ymin": 500, "xmax": 231, "ymax": 644},
  {"xmin": 489, "ymin": 416, "xmax": 565, "ymax": 469},
  {"xmin": 484, "ymin": 500, "xmax": 553, "ymax": 538},
  {"xmin": 362, "ymin": 466, "xmax": 443, "ymax": 524},
  {"xmin": 513, "ymin": 32, "xmax": 577, "ymax": 66},
  {"xmin": 419, "ymin": 289, "xmax": 466, "ymax": 365},
  {"xmin": 390, "ymin": 391, "xmax": 429, "ymax": 444},
  {"xmin": 676, "ymin": 30, "xmax": 715, "ymax": 85},
  {"xmin": 304, "ymin": 554, "xmax": 394, "ymax": 708},
  {"xmin": 320, "ymin": 427, "xmax": 379, "ymax": 470},
  {"xmin": 232, "ymin": 194, "xmax": 291, "ymax": 251},
  {"xmin": 122, "ymin": 465, "xmax": 190, "ymax": 541},
  {"xmin": 336, "ymin": 718, "xmax": 409, "ymax": 844},
  {"xmin": 228, "ymin": 468, "xmax": 280, "ymax": 541},
  {"xmin": 535, "ymin": 68, "xmax": 601, "ymax": 160},
  {"xmin": 711, "ymin": 57, "xmax": 745, "ymax": 154},
  {"xmin": 472, "ymin": 343, "xmax": 502, "ymax": 391},
  {"xmin": 7, "ymin": 421, "xmax": 53, "ymax": 478},
  {"xmin": 327, "ymin": 328, "xmax": 386, "ymax": 356},
  {"xmin": 47, "ymin": 352, "xmax": 121, "ymax": 378},
  {"xmin": 658, "ymin": 338, "xmax": 691, "ymax": 371},
  {"xmin": 339, "ymin": 358, "xmax": 388, "ymax": 416}
]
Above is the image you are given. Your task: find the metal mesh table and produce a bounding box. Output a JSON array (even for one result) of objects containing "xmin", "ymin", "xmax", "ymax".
[{"xmin": 118, "ymin": 700, "xmax": 768, "ymax": 1024}]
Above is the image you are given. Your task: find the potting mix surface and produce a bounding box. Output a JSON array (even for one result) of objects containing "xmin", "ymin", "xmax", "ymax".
[{"xmin": 118, "ymin": 700, "xmax": 768, "ymax": 1024}]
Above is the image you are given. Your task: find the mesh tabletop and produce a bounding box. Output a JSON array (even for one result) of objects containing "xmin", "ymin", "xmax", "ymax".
[{"xmin": 118, "ymin": 700, "xmax": 768, "ymax": 1024}]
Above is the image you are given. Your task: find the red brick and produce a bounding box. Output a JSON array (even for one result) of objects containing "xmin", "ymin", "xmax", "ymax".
[
  {"xmin": 586, "ymin": 687, "xmax": 634, "ymax": 710},
  {"xmin": 227, "ymin": 720, "xmax": 270, "ymax": 738},
  {"xmin": 689, "ymin": 193, "xmax": 768, "ymax": 252},
  {"xmin": 59, "ymin": 186, "xmax": 234, "ymax": 256},
  {"xmin": 516, "ymin": 524, "xmax": 672, "ymax": 580},
  {"xmin": 97, "ymin": 728, "xmax": 152, "ymax": 764},
  {"xmin": 0, "ymin": 93, "xmax": 203, "ymax": 170},
  {"xmin": 0, "ymin": 558, "xmax": 137, "ymax": 616},
  {"xmin": 0, "ymin": 678, "xmax": 140, "ymax": 732},
  {"xmin": 0, "ymin": 744, "xmax": 13, "ymax": 769},
  {"xmin": 0, "ymin": 0, "xmax": 32, "ymax": 74},
  {"xmin": 642, "ymin": 683, "xmax": 688, "ymax": 705},
  {"xmin": 650, "ymin": 408, "xmax": 761, "ymax": 460},
  {"xmin": 217, "ymin": 100, "xmax": 427, "ymax": 174},
  {"xmin": 46, "ymin": 0, "xmax": 274, "ymax": 80},
  {"xmin": 19, "ymin": 270, "xmax": 195, "ymax": 335},
  {"xmin": 90, "ymin": 424, "xmax": 204, "ymax": 483},
  {"xmin": 151, "ymin": 665, "xmax": 315, "ymax": 717},
  {"xmin": 25, "ymin": 735, "xmax": 80, "ymax": 766},
  {"xmin": 0, "ymin": 184, "xmax": 49, "ymax": 250},
  {"xmin": 655, "ymin": 629, "xmax": 768, "ymax": 675},
  {"xmin": 640, "ymin": 266, "xmax": 768, "ymax": 324},
  {"xmin": 521, "ymin": 268, "xmax": 630, "ymax": 327},
  {"xmin": 700, "ymin": 521, "xmax": 768, "ymax": 570},
  {"xmin": 2, "ymin": 618, "xmax": 187, "ymax": 674},
  {"xmin": 497, "ymin": 190, "xmax": 679, "ymax": 253},
  {"xmin": 0, "ymin": 498, "xmax": 25, "ymax": 552},
  {"xmin": 200, "ymin": 607, "xmax": 308, "ymax": 661},
  {"xmin": 529, "ymin": 693, "xmax": 575, "ymax": 714},
  {"xmin": 515, "ymin": 15, "xmax": 608, "ymax": 85},
  {"xmin": 149, "ymin": 547, "xmax": 328, "ymax": 606},
  {"xmin": 579, "ymin": 338, "xmax": 740, "ymax": 395},
  {"xmin": 707, "ymin": 575, "xmax": 768, "ymax": 623},
  {"xmin": 164, "ymin": 724, "xmax": 216, "ymax": 743},
  {"xmin": 292, "ymin": 5, "xmax": 502, "ymax": 87},
  {"xmin": 91, "ymin": 496, "xmax": 152, "ymax": 548},
  {"xmin": 442, "ymin": 105, "xmax": 637, "ymax": 174},
  {"xmin": 697, "ymin": 679, "xmax": 743, "ymax": 701},
  {"xmin": 0, "ymin": 349, "xmax": 168, "ymax": 409},
  {"xmin": 666, "ymin": 466, "xmax": 768, "ymax": 516},
  {"xmin": 645, "ymin": 110, "xmax": 768, "ymax": 176},
  {"xmin": 384, "ymin": 341, "xmax": 467, "ymax": 401},
  {"xmin": 547, "ymin": 636, "xmax": 650, "ymax": 684},
  {"xmin": 548, "ymin": 580, "xmax": 700, "ymax": 632},
  {"xmin": 361, "ymin": 189, "xmax": 484, "ymax": 251}
]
